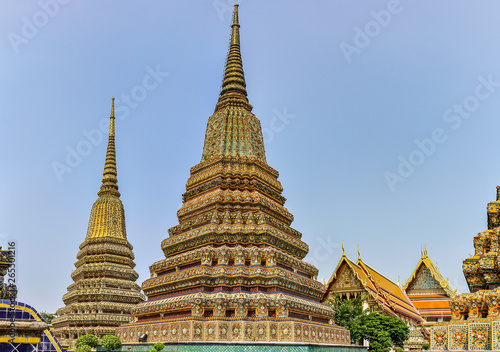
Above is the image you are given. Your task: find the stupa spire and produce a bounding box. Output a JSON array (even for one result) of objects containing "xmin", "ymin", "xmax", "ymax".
[
  {"xmin": 98, "ymin": 97, "xmax": 120, "ymax": 197},
  {"xmin": 215, "ymin": 4, "xmax": 249, "ymax": 110}
]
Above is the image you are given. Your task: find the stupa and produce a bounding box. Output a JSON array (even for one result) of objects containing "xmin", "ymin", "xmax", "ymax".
[
  {"xmin": 430, "ymin": 186, "xmax": 500, "ymax": 350},
  {"xmin": 116, "ymin": 5, "xmax": 351, "ymax": 348},
  {"xmin": 52, "ymin": 99, "xmax": 145, "ymax": 349}
]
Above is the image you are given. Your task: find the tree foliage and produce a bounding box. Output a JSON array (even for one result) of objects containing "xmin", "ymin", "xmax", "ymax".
[
  {"xmin": 40, "ymin": 312, "xmax": 57, "ymax": 324},
  {"xmin": 326, "ymin": 294, "xmax": 410, "ymax": 352},
  {"xmin": 100, "ymin": 335, "xmax": 122, "ymax": 352},
  {"xmin": 360, "ymin": 312, "xmax": 409, "ymax": 352},
  {"xmin": 327, "ymin": 293, "xmax": 365, "ymax": 343},
  {"xmin": 75, "ymin": 334, "xmax": 99, "ymax": 349}
]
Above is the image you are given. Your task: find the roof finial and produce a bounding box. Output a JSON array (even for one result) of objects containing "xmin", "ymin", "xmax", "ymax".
[
  {"xmin": 342, "ymin": 241, "xmax": 345, "ymax": 256},
  {"xmin": 357, "ymin": 244, "xmax": 361, "ymax": 260},
  {"xmin": 98, "ymin": 97, "xmax": 120, "ymax": 198},
  {"xmin": 215, "ymin": 4, "xmax": 249, "ymax": 111}
]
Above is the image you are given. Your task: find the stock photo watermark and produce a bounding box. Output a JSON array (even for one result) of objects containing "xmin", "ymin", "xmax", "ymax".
[
  {"xmin": 339, "ymin": 0, "xmax": 406, "ymax": 64},
  {"xmin": 51, "ymin": 65, "xmax": 169, "ymax": 182},
  {"xmin": 262, "ymin": 106, "xmax": 296, "ymax": 144},
  {"xmin": 306, "ymin": 235, "xmax": 341, "ymax": 269},
  {"xmin": 4, "ymin": 240, "xmax": 18, "ymax": 343},
  {"xmin": 385, "ymin": 74, "xmax": 500, "ymax": 192},
  {"xmin": 213, "ymin": 0, "xmax": 243, "ymax": 21},
  {"xmin": 7, "ymin": 0, "xmax": 72, "ymax": 54}
]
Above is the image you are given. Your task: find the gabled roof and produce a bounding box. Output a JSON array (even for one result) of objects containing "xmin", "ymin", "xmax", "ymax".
[
  {"xmin": 356, "ymin": 258, "xmax": 423, "ymax": 322},
  {"xmin": 324, "ymin": 247, "xmax": 423, "ymax": 323},
  {"xmin": 403, "ymin": 247, "xmax": 457, "ymax": 299},
  {"xmin": 324, "ymin": 250, "xmax": 375, "ymax": 294}
]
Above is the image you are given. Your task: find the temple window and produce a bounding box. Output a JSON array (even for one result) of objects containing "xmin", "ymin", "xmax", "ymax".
[
  {"xmin": 225, "ymin": 309, "xmax": 235, "ymax": 317},
  {"xmin": 204, "ymin": 310, "xmax": 213, "ymax": 318},
  {"xmin": 245, "ymin": 259, "xmax": 251, "ymax": 266},
  {"xmin": 247, "ymin": 309, "xmax": 256, "ymax": 317},
  {"xmin": 261, "ymin": 259, "xmax": 266, "ymax": 266},
  {"xmin": 211, "ymin": 259, "xmax": 217, "ymax": 266},
  {"xmin": 228, "ymin": 259, "xmax": 234, "ymax": 266}
]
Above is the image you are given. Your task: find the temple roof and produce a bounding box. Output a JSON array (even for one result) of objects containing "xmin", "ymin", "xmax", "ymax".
[
  {"xmin": 403, "ymin": 246, "xmax": 457, "ymax": 299},
  {"xmin": 325, "ymin": 247, "xmax": 423, "ymax": 323}
]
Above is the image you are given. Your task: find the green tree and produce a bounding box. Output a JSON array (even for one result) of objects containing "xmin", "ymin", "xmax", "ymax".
[
  {"xmin": 326, "ymin": 293, "xmax": 365, "ymax": 343},
  {"xmin": 75, "ymin": 334, "xmax": 99, "ymax": 349},
  {"xmin": 326, "ymin": 295, "xmax": 410, "ymax": 351},
  {"xmin": 149, "ymin": 349, "xmax": 157, "ymax": 352},
  {"xmin": 100, "ymin": 335, "xmax": 122, "ymax": 352},
  {"xmin": 40, "ymin": 312, "xmax": 57, "ymax": 324},
  {"xmin": 153, "ymin": 342, "xmax": 165, "ymax": 351},
  {"xmin": 359, "ymin": 313, "xmax": 410, "ymax": 352},
  {"xmin": 382, "ymin": 314, "xmax": 410, "ymax": 347}
]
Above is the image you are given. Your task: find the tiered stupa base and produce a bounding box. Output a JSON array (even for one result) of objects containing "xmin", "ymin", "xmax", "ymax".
[{"xmin": 117, "ymin": 317, "xmax": 350, "ymax": 346}]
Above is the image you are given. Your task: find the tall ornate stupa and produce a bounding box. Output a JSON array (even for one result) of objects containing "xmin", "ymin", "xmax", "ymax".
[
  {"xmin": 430, "ymin": 186, "xmax": 500, "ymax": 351},
  {"xmin": 52, "ymin": 99, "xmax": 145, "ymax": 349},
  {"xmin": 117, "ymin": 6, "xmax": 350, "ymax": 347}
]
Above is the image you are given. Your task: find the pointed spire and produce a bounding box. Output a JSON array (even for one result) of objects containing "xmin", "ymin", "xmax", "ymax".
[
  {"xmin": 357, "ymin": 245, "xmax": 361, "ymax": 260},
  {"xmin": 98, "ymin": 98, "xmax": 120, "ymax": 198},
  {"xmin": 215, "ymin": 4, "xmax": 250, "ymax": 111},
  {"xmin": 341, "ymin": 242, "xmax": 345, "ymax": 256}
]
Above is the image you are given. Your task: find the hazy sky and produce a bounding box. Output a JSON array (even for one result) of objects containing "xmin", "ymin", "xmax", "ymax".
[{"xmin": 2, "ymin": 1, "xmax": 500, "ymax": 313}]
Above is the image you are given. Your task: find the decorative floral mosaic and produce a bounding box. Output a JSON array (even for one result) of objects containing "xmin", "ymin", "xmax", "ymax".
[
  {"xmin": 449, "ymin": 324, "xmax": 468, "ymax": 350},
  {"xmin": 468, "ymin": 323, "xmax": 489, "ymax": 350},
  {"xmin": 407, "ymin": 266, "xmax": 442, "ymax": 291},
  {"xmin": 116, "ymin": 318, "xmax": 349, "ymax": 345},
  {"xmin": 492, "ymin": 321, "xmax": 500, "ymax": 350}
]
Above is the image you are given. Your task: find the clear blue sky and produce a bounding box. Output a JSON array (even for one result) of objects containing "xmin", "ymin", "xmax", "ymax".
[{"xmin": 2, "ymin": 0, "xmax": 500, "ymax": 313}]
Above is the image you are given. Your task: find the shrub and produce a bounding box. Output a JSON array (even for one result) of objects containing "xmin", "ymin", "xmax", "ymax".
[
  {"xmin": 76, "ymin": 346, "xmax": 92, "ymax": 352},
  {"xmin": 100, "ymin": 335, "xmax": 122, "ymax": 352},
  {"xmin": 154, "ymin": 342, "xmax": 165, "ymax": 351},
  {"xmin": 75, "ymin": 334, "xmax": 99, "ymax": 349},
  {"xmin": 150, "ymin": 349, "xmax": 158, "ymax": 352},
  {"xmin": 422, "ymin": 343, "xmax": 430, "ymax": 350}
]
